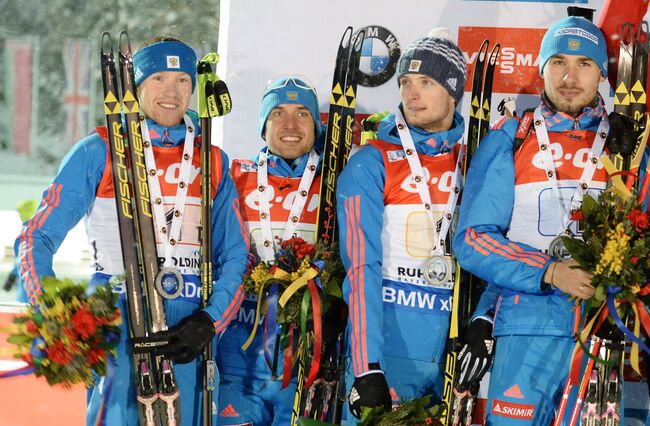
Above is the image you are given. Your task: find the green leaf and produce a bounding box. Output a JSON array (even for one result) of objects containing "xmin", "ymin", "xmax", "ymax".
[
  {"xmin": 581, "ymin": 194, "xmax": 598, "ymax": 220},
  {"xmin": 7, "ymin": 334, "xmax": 32, "ymax": 345},
  {"xmin": 561, "ymin": 237, "xmax": 592, "ymax": 268},
  {"xmin": 593, "ymin": 284, "xmax": 606, "ymax": 303}
]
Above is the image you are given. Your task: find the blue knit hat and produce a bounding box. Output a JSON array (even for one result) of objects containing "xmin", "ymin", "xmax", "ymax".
[
  {"xmin": 397, "ymin": 29, "xmax": 467, "ymax": 104},
  {"xmin": 259, "ymin": 77, "xmax": 322, "ymax": 140},
  {"xmin": 539, "ymin": 16, "xmax": 608, "ymax": 77},
  {"xmin": 133, "ymin": 40, "xmax": 197, "ymax": 91}
]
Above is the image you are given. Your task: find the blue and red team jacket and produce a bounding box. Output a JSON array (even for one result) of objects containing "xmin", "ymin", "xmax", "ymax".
[
  {"xmin": 337, "ymin": 110, "xmax": 466, "ymax": 377},
  {"xmin": 14, "ymin": 111, "xmax": 249, "ymax": 425},
  {"xmin": 218, "ymin": 147, "xmax": 322, "ymax": 381},
  {"xmin": 453, "ymin": 97, "xmax": 649, "ymax": 337}
]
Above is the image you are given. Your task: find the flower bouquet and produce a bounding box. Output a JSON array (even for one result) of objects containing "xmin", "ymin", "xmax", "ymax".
[
  {"xmin": 359, "ymin": 395, "xmax": 445, "ymax": 426},
  {"xmin": 245, "ymin": 236, "xmax": 344, "ymax": 325},
  {"xmin": 242, "ymin": 236, "xmax": 345, "ymax": 388},
  {"xmin": 562, "ymin": 190, "xmax": 649, "ymax": 306},
  {"xmin": 561, "ymin": 187, "xmax": 650, "ymax": 372},
  {"xmin": 7, "ymin": 277, "xmax": 121, "ymax": 387}
]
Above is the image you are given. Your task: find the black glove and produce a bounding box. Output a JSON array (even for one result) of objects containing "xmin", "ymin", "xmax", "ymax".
[
  {"xmin": 456, "ymin": 318, "xmax": 496, "ymax": 391},
  {"xmin": 348, "ymin": 365, "xmax": 391, "ymax": 419},
  {"xmin": 606, "ymin": 112, "xmax": 642, "ymax": 156},
  {"xmin": 153, "ymin": 310, "xmax": 215, "ymax": 364}
]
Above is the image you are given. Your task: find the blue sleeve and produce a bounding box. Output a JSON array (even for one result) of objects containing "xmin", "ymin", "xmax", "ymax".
[
  {"xmin": 207, "ymin": 149, "xmax": 249, "ymax": 333},
  {"xmin": 14, "ymin": 134, "xmax": 106, "ymax": 305},
  {"xmin": 471, "ymin": 282, "xmax": 500, "ymax": 322},
  {"xmin": 336, "ymin": 145, "xmax": 386, "ymax": 376},
  {"xmin": 452, "ymin": 120, "xmax": 553, "ymax": 295}
]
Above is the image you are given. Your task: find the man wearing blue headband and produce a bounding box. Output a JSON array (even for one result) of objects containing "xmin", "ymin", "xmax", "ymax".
[
  {"xmin": 216, "ymin": 76, "xmax": 325, "ymax": 425},
  {"xmin": 453, "ymin": 14, "xmax": 646, "ymax": 424},
  {"xmin": 14, "ymin": 36, "xmax": 249, "ymax": 425}
]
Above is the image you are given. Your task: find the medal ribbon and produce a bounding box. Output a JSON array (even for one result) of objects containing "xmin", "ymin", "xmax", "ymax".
[
  {"xmin": 256, "ymin": 149, "xmax": 319, "ymax": 262},
  {"xmin": 394, "ymin": 109, "xmax": 464, "ymax": 256},
  {"xmin": 533, "ymin": 107, "xmax": 609, "ymax": 235},
  {"xmin": 141, "ymin": 115, "xmax": 196, "ymax": 267}
]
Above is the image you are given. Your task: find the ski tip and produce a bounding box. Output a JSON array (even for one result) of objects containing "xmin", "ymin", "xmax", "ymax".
[
  {"xmin": 119, "ymin": 31, "xmax": 132, "ymax": 55},
  {"xmin": 352, "ymin": 29, "xmax": 366, "ymax": 51},
  {"xmin": 100, "ymin": 32, "xmax": 113, "ymax": 56},
  {"xmin": 340, "ymin": 26, "xmax": 354, "ymax": 48},
  {"xmin": 488, "ymin": 44, "xmax": 501, "ymax": 65}
]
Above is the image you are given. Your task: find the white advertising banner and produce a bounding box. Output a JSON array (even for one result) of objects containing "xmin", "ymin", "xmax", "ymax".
[{"xmin": 215, "ymin": 0, "xmax": 615, "ymax": 161}]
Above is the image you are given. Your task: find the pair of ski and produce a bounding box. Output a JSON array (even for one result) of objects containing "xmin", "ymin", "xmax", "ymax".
[
  {"xmin": 579, "ymin": 337, "xmax": 623, "ymax": 426},
  {"xmin": 100, "ymin": 32, "xmax": 181, "ymax": 426},
  {"xmin": 293, "ymin": 26, "xmax": 365, "ymax": 426},
  {"xmin": 442, "ymin": 39, "xmax": 500, "ymax": 426},
  {"xmin": 100, "ymin": 33, "xmax": 225, "ymax": 426}
]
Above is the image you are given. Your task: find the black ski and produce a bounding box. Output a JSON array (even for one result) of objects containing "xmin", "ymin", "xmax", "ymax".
[
  {"xmin": 295, "ymin": 26, "xmax": 365, "ymax": 426},
  {"xmin": 100, "ymin": 31, "xmax": 180, "ymax": 426},
  {"xmin": 479, "ymin": 44, "xmax": 501, "ymax": 142},
  {"xmin": 611, "ymin": 23, "xmax": 634, "ymax": 175},
  {"xmin": 443, "ymin": 39, "xmax": 500, "ymax": 426}
]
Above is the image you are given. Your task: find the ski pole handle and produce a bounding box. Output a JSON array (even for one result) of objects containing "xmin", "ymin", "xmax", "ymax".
[{"xmin": 197, "ymin": 53, "xmax": 232, "ymax": 118}]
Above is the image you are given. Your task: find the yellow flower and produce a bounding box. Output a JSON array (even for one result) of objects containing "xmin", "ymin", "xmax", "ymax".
[
  {"xmin": 40, "ymin": 326, "xmax": 56, "ymax": 344},
  {"xmin": 42, "ymin": 298, "xmax": 66, "ymax": 320},
  {"xmin": 250, "ymin": 264, "xmax": 273, "ymax": 290},
  {"xmin": 595, "ymin": 223, "xmax": 630, "ymax": 276}
]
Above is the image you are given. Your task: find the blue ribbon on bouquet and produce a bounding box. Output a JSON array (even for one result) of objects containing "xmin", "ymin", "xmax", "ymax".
[{"xmin": 606, "ymin": 287, "xmax": 650, "ymax": 355}]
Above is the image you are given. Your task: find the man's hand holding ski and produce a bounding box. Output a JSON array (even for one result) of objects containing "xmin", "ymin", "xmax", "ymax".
[
  {"xmin": 348, "ymin": 366, "xmax": 392, "ymax": 419},
  {"xmin": 456, "ymin": 318, "xmax": 495, "ymax": 391},
  {"xmin": 153, "ymin": 311, "xmax": 216, "ymax": 364}
]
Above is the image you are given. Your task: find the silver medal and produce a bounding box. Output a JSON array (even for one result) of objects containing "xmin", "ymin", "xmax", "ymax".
[
  {"xmin": 549, "ymin": 236, "xmax": 571, "ymax": 260},
  {"xmin": 155, "ymin": 267, "xmax": 185, "ymax": 299},
  {"xmin": 423, "ymin": 255, "xmax": 453, "ymax": 287}
]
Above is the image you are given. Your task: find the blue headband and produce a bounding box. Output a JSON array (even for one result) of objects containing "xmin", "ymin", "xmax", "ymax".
[{"xmin": 133, "ymin": 40, "xmax": 197, "ymax": 91}]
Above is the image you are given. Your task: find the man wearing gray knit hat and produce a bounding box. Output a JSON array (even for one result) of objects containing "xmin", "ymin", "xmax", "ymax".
[{"xmin": 337, "ymin": 29, "xmax": 468, "ymax": 423}]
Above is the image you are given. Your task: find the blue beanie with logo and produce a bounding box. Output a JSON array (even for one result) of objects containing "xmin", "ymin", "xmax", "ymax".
[
  {"xmin": 539, "ymin": 16, "xmax": 608, "ymax": 77},
  {"xmin": 258, "ymin": 77, "xmax": 322, "ymax": 140},
  {"xmin": 133, "ymin": 40, "xmax": 197, "ymax": 91}
]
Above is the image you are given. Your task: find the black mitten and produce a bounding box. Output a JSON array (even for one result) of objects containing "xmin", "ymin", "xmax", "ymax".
[
  {"xmin": 348, "ymin": 365, "xmax": 391, "ymax": 419},
  {"xmin": 153, "ymin": 311, "xmax": 215, "ymax": 364},
  {"xmin": 456, "ymin": 318, "xmax": 496, "ymax": 391},
  {"xmin": 606, "ymin": 112, "xmax": 642, "ymax": 156}
]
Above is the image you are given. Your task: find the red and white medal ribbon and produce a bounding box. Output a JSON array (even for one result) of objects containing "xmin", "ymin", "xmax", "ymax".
[
  {"xmin": 256, "ymin": 149, "xmax": 319, "ymax": 262},
  {"xmin": 533, "ymin": 107, "xmax": 609, "ymax": 235},
  {"xmin": 394, "ymin": 109, "xmax": 464, "ymax": 257},
  {"xmin": 140, "ymin": 114, "xmax": 196, "ymax": 269}
]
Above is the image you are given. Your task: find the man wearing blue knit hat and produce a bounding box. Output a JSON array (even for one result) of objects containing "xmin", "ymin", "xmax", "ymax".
[
  {"xmin": 217, "ymin": 76, "xmax": 325, "ymax": 425},
  {"xmin": 337, "ymin": 28, "xmax": 468, "ymax": 423},
  {"xmin": 453, "ymin": 14, "xmax": 645, "ymax": 425},
  {"xmin": 15, "ymin": 35, "xmax": 249, "ymax": 425}
]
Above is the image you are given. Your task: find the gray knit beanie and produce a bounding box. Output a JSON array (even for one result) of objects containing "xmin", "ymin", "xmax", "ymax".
[{"xmin": 397, "ymin": 28, "xmax": 467, "ymax": 104}]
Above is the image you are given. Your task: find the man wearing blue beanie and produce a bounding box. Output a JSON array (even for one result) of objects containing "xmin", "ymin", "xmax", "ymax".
[
  {"xmin": 217, "ymin": 76, "xmax": 325, "ymax": 425},
  {"xmin": 336, "ymin": 28, "xmax": 468, "ymax": 423},
  {"xmin": 15, "ymin": 34, "xmax": 249, "ymax": 425},
  {"xmin": 453, "ymin": 14, "xmax": 645, "ymax": 425}
]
